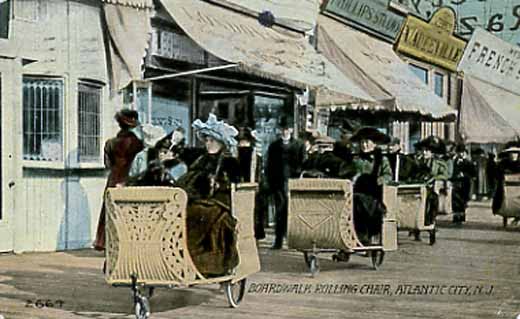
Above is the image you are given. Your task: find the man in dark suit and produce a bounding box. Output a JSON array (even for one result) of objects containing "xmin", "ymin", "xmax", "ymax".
[{"xmin": 266, "ymin": 118, "xmax": 305, "ymax": 249}]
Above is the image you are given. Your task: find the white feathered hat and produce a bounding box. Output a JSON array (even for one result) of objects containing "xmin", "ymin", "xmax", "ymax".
[
  {"xmin": 192, "ymin": 113, "xmax": 238, "ymax": 148},
  {"xmin": 141, "ymin": 124, "xmax": 167, "ymax": 148}
]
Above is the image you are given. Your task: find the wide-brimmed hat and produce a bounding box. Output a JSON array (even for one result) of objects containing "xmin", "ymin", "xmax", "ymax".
[
  {"xmin": 501, "ymin": 140, "xmax": 520, "ymax": 153},
  {"xmin": 350, "ymin": 127, "xmax": 390, "ymax": 144},
  {"xmin": 115, "ymin": 109, "xmax": 139, "ymax": 128},
  {"xmin": 192, "ymin": 113, "xmax": 238, "ymax": 148},
  {"xmin": 415, "ymin": 136, "xmax": 446, "ymax": 154},
  {"xmin": 141, "ymin": 124, "xmax": 167, "ymax": 148}
]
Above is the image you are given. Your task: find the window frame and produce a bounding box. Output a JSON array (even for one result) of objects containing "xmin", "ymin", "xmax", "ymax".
[
  {"xmin": 433, "ymin": 71, "xmax": 445, "ymax": 98},
  {"xmin": 21, "ymin": 76, "xmax": 65, "ymax": 168},
  {"xmin": 403, "ymin": 57, "xmax": 452, "ymax": 105},
  {"xmin": 77, "ymin": 80, "xmax": 103, "ymax": 164},
  {"xmin": 409, "ymin": 63, "xmax": 429, "ymax": 85}
]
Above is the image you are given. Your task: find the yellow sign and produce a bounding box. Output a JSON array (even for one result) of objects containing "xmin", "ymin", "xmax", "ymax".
[{"xmin": 396, "ymin": 8, "xmax": 466, "ymax": 72}]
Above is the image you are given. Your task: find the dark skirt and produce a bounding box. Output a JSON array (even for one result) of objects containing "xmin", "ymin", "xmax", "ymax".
[
  {"xmin": 187, "ymin": 199, "xmax": 239, "ymax": 277},
  {"xmin": 452, "ymin": 178, "xmax": 471, "ymax": 213},
  {"xmin": 353, "ymin": 193, "xmax": 385, "ymax": 243}
]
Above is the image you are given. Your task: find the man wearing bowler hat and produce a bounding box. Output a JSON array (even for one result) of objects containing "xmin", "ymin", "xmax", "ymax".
[{"xmin": 266, "ymin": 117, "xmax": 306, "ymax": 249}]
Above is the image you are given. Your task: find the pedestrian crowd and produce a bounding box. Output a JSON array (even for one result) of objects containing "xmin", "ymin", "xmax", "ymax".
[{"xmin": 93, "ymin": 109, "xmax": 518, "ymax": 274}]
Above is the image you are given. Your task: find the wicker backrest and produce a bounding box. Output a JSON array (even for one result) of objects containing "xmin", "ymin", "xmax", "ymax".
[
  {"xmin": 105, "ymin": 187, "xmax": 205, "ymax": 285},
  {"xmin": 499, "ymin": 174, "xmax": 520, "ymax": 217},
  {"xmin": 287, "ymin": 178, "xmax": 360, "ymax": 251},
  {"xmin": 231, "ymin": 183, "xmax": 261, "ymax": 281},
  {"xmin": 105, "ymin": 185, "xmax": 261, "ymax": 286},
  {"xmin": 384, "ymin": 184, "xmax": 427, "ymax": 229}
]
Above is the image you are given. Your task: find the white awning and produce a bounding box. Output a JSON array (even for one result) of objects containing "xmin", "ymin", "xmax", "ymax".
[
  {"xmin": 206, "ymin": 0, "xmax": 320, "ymax": 33},
  {"xmin": 318, "ymin": 15, "xmax": 456, "ymax": 120},
  {"xmin": 460, "ymin": 76, "xmax": 520, "ymax": 143},
  {"xmin": 103, "ymin": 3, "xmax": 152, "ymax": 91},
  {"xmin": 160, "ymin": 0, "xmax": 375, "ymax": 105}
]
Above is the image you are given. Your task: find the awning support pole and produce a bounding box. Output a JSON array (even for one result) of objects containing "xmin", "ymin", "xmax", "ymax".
[{"xmin": 145, "ymin": 64, "xmax": 239, "ymax": 81}]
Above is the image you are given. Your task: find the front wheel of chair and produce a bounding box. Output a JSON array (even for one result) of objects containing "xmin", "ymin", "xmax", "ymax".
[
  {"xmin": 503, "ymin": 217, "xmax": 508, "ymax": 228},
  {"xmin": 224, "ymin": 279, "xmax": 246, "ymax": 308},
  {"xmin": 309, "ymin": 255, "xmax": 319, "ymax": 277},
  {"xmin": 134, "ymin": 295, "xmax": 150, "ymax": 319},
  {"xmin": 429, "ymin": 230, "xmax": 436, "ymax": 246},
  {"xmin": 370, "ymin": 250, "xmax": 385, "ymax": 270}
]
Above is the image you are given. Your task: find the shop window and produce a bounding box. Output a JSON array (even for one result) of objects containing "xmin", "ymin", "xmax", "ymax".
[
  {"xmin": 23, "ymin": 77, "xmax": 63, "ymax": 161},
  {"xmin": 434, "ymin": 72, "xmax": 444, "ymax": 97},
  {"xmin": 0, "ymin": 0, "xmax": 10, "ymax": 38},
  {"xmin": 409, "ymin": 64, "xmax": 429, "ymax": 84},
  {"xmin": 78, "ymin": 82, "xmax": 102, "ymax": 162}
]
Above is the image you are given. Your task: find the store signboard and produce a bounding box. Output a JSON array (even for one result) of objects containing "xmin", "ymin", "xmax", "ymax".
[
  {"xmin": 458, "ymin": 28, "xmax": 520, "ymax": 94},
  {"xmin": 396, "ymin": 8, "xmax": 466, "ymax": 71},
  {"xmin": 324, "ymin": 0, "xmax": 405, "ymax": 42},
  {"xmin": 389, "ymin": 0, "xmax": 520, "ymax": 45}
]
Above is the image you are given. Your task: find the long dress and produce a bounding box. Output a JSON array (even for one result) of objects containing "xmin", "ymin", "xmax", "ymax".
[
  {"xmin": 451, "ymin": 156, "xmax": 476, "ymax": 221},
  {"xmin": 351, "ymin": 149, "xmax": 392, "ymax": 243},
  {"xmin": 412, "ymin": 157, "xmax": 449, "ymax": 225},
  {"xmin": 94, "ymin": 129, "xmax": 143, "ymax": 250},
  {"xmin": 175, "ymin": 151, "xmax": 241, "ymax": 277}
]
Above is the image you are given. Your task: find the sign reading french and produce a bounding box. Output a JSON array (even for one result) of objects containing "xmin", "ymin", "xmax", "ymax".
[
  {"xmin": 396, "ymin": 8, "xmax": 466, "ymax": 71},
  {"xmin": 324, "ymin": 0, "xmax": 404, "ymax": 41},
  {"xmin": 458, "ymin": 28, "xmax": 520, "ymax": 94}
]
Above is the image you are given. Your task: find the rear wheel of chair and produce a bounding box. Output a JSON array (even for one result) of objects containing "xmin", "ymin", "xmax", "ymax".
[
  {"xmin": 224, "ymin": 279, "xmax": 246, "ymax": 308},
  {"xmin": 303, "ymin": 252, "xmax": 311, "ymax": 268},
  {"xmin": 134, "ymin": 295, "xmax": 150, "ymax": 319},
  {"xmin": 370, "ymin": 250, "xmax": 385, "ymax": 270}
]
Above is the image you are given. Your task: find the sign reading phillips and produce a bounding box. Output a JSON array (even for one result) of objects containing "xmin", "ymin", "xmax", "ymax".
[
  {"xmin": 324, "ymin": 0, "xmax": 404, "ymax": 41},
  {"xmin": 396, "ymin": 8, "xmax": 466, "ymax": 71},
  {"xmin": 458, "ymin": 28, "xmax": 520, "ymax": 94}
]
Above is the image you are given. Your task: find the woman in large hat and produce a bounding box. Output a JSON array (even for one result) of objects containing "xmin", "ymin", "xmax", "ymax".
[
  {"xmin": 128, "ymin": 123, "xmax": 167, "ymax": 179},
  {"xmin": 94, "ymin": 109, "xmax": 144, "ymax": 252},
  {"xmin": 413, "ymin": 136, "xmax": 449, "ymax": 183},
  {"xmin": 175, "ymin": 113, "xmax": 240, "ymax": 276},
  {"xmin": 409, "ymin": 136, "xmax": 449, "ymax": 239},
  {"xmin": 348, "ymin": 127, "xmax": 392, "ymax": 247}
]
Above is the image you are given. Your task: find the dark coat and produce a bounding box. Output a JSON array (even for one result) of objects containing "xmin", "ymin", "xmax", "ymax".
[
  {"xmin": 175, "ymin": 151, "xmax": 241, "ymax": 276},
  {"xmin": 94, "ymin": 129, "xmax": 143, "ymax": 251},
  {"xmin": 103, "ymin": 130, "xmax": 144, "ymax": 187},
  {"xmin": 266, "ymin": 137, "xmax": 306, "ymax": 190},
  {"xmin": 451, "ymin": 155, "xmax": 476, "ymax": 212}
]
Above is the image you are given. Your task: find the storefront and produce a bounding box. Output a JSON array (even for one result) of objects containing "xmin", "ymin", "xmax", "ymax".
[
  {"xmin": 132, "ymin": 0, "xmax": 375, "ymax": 159},
  {"xmin": 317, "ymin": 2, "xmax": 457, "ymax": 154}
]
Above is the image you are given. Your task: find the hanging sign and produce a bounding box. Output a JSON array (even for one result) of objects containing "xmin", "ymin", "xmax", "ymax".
[
  {"xmin": 324, "ymin": 0, "xmax": 405, "ymax": 42},
  {"xmin": 396, "ymin": 8, "xmax": 466, "ymax": 71},
  {"xmin": 458, "ymin": 28, "xmax": 520, "ymax": 94}
]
